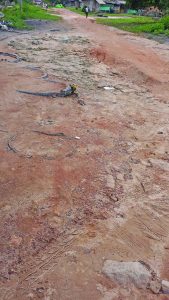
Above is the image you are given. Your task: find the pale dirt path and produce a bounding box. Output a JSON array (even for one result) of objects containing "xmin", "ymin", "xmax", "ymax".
[
  {"xmin": 0, "ymin": 11, "xmax": 169, "ymax": 300},
  {"xmin": 55, "ymin": 8, "xmax": 169, "ymax": 101}
]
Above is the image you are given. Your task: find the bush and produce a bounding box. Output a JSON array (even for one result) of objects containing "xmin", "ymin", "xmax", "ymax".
[
  {"xmin": 161, "ymin": 16, "xmax": 169, "ymax": 29},
  {"xmin": 165, "ymin": 29, "xmax": 169, "ymax": 36}
]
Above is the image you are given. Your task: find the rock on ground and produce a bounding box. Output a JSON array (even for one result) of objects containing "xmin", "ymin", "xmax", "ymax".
[
  {"xmin": 161, "ymin": 280, "xmax": 169, "ymax": 294},
  {"xmin": 102, "ymin": 261, "xmax": 153, "ymax": 290}
]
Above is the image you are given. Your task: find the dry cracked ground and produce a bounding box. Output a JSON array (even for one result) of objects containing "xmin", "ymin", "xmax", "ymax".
[{"xmin": 1, "ymin": 9, "xmax": 169, "ymax": 300}]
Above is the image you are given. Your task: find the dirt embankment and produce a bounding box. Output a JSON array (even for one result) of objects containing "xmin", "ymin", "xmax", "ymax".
[{"xmin": 0, "ymin": 11, "xmax": 169, "ymax": 299}]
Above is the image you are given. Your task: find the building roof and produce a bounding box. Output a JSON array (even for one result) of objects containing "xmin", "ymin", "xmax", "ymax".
[
  {"xmin": 117, "ymin": 0, "xmax": 126, "ymax": 4},
  {"xmin": 106, "ymin": 0, "xmax": 126, "ymax": 3},
  {"xmin": 96, "ymin": 0, "xmax": 106, "ymax": 4}
]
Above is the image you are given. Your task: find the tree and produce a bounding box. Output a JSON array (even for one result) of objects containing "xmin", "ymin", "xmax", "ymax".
[
  {"xmin": 159, "ymin": 0, "xmax": 169, "ymax": 9},
  {"xmin": 126, "ymin": 0, "xmax": 169, "ymax": 9}
]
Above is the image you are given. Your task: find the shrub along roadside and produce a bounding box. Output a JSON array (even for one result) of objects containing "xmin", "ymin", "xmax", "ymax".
[
  {"xmin": 96, "ymin": 16, "xmax": 169, "ymax": 36},
  {"xmin": 161, "ymin": 16, "xmax": 169, "ymax": 29},
  {"xmin": 3, "ymin": 3, "xmax": 61, "ymax": 29}
]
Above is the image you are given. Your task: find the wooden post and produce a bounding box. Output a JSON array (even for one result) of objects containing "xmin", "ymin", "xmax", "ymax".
[{"xmin": 18, "ymin": 0, "xmax": 23, "ymax": 13}]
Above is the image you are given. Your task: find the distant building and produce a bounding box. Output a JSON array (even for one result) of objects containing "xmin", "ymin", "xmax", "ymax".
[
  {"xmin": 96, "ymin": 0, "xmax": 126, "ymax": 13},
  {"xmin": 67, "ymin": 0, "xmax": 126, "ymax": 12}
]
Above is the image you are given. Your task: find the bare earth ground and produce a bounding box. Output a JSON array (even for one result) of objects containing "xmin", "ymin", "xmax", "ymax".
[{"xmin": 1, "ymin": 9, "xmax": 169, "ymax": 299}]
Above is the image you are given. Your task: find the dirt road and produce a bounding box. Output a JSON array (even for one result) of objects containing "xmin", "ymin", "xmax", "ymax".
[{"xmin": 1, "ymin": 9, "xmax": 169, "ymax": 299}]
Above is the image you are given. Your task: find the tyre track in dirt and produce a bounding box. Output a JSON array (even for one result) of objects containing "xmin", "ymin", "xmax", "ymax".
[{"xmin": 1, "ymin": 234, "xmax": 78, "ymax": 300}]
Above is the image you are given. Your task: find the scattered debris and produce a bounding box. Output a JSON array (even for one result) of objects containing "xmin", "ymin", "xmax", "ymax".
[
  {"xmin": 44, "ymin": 78, "xmax": 62, "ymax": 84},
  {"xmin": 50, "ymin": 29, "xmax": 60, "ymax": 32},
  {"xmin": 77, "ymin": 99, "xmax": 86, "ymax": 106},
  {"xmin": 38, "ymin": 119, "xmax": 54, "ymax": 126},
  {"xmin": 25, "ymin": 65, "xmax": 41, "ymax": 71},
  {"xmin": 17, "ymin": 84, "xmax": 77, "ymax": 98},
  {"xmin": 41, "ymin": 73, "xmax": 48, "ymax": 79},
  {"xmin": 33, "ymin": 130, "xmax": 80, "ymax": 141},
  {"xmin": 33, "ymin": 131, "xmax": 66, "ymax": 137},
  {"xmin": 0, "ymin": 19, "xmax": 13, "ymax": 31},
  {"xmin": 0, "ymin": 51, "xmax": 21, "ymax": 63},
  {"xmin": 103, "ymin": 86, "xmax": 114, "ymax": 90},
  {"xmin": 7, "ymin": 136, "xmax": 17, "ymax": 153},
  {"xmin": 0, "ymin": 24, "xmax": 8, "ymax": 31},
  {"xmin": 140, "ymin": 182, "xmax": 146, "ymax": 193},
  {"xmin": 32, "ymin": 40, "xmax": 41, "ymax": 45}
]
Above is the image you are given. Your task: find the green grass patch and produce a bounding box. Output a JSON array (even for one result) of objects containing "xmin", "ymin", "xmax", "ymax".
[
  {"xmin": 96, "ymin": 16, "xmax": 169, "ymax": 36},
  {"xmin": 97, "ymin": 16, "xmax": 154, "ymax": 25},
  {"xmin": 3, "ymin": 3, "xmax": 61, "ymax": 29}
]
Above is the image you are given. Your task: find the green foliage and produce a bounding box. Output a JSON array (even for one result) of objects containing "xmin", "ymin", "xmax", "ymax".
[
  {"xmin": 164, "ymin": 29, "xmax": 169, "ymax": 35},
  {"xmin": 161, "ymin": 16, "xmax": 169, "ymax": 29},
  {"xmin": 126, "ymin": 0, "xmax": 169, "ymax": 10},
  {"xmin": 3, "ymin": 5, "xmax": 26, "ymax": 28},
  {"xmin": 3, "ymin": 3, "xmax": 61, "ymax": 29}
]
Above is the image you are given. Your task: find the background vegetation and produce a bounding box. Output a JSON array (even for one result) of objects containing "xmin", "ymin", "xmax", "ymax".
[
  {"xmin": 2, "ymin": 2, "xmax": 61, "ymax": 29},
  {"xmin": 126, "ymin": 0, "xmax": 169, "ymax": 10}
]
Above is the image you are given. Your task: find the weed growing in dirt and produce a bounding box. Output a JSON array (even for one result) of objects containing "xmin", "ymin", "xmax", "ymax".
[{"xmin": 3, "ymin": 3, "xmax": 61, "ymax": 29}]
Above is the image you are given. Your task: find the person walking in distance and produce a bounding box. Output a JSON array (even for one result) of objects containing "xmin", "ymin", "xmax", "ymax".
[{"xmin": 85, "ymin": 6, "xmax": 89, "ymax": 18}]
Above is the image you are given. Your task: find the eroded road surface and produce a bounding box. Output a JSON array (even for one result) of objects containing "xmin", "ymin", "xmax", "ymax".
[{"xmin": 1, "ymin": 9, "xmax": 169, "ymax": 299}]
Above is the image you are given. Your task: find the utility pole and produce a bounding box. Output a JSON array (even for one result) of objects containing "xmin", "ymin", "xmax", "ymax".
[{"xmin": 18, "ymin": 0, "xmax": 23, "ymax": 13}]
